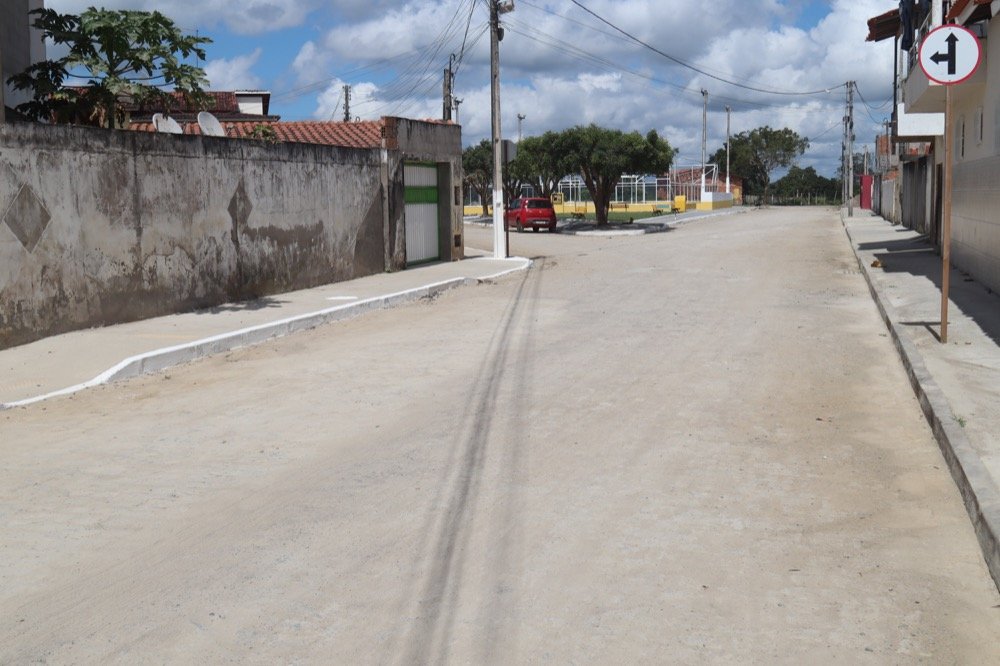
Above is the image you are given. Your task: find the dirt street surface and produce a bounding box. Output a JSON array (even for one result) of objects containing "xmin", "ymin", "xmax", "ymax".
[{"xmin": 2, "ymin": 208, "xmax": 999, "ymax": 663}]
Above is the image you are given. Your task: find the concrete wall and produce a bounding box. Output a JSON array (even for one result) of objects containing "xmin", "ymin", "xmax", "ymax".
[{"xmin": 0, "ymin": 122, "xmax": 388, "ymax": 348}]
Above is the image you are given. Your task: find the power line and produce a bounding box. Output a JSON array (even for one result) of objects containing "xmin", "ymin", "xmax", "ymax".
[
  {"xmin": 567, "ymin": 0, "xmax": 846, "ymax": 97},
  {"xmin": 502, "ymin": 18, "xmax": 829, "ymax": 111}
]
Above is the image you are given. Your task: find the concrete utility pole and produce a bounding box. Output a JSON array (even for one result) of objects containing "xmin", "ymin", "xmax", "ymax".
[
  {"xmin": 490, "ymin": 0, "xmax": 515, "ymax": 259},
  {"xmin": 343, "ymin": 85, "xmax": 351, "ymax": 123},
  {"xmin": 847, "ymin": 81, "xmax": 855, "ymax": 217},
  {"xmin": 701, "ymin": 89, "xmax": 708, "ymax": 197},
  {"xmin": 725, "ymin": 105, "xmax": 731, "ymax": 194},
  {"xmin": 842, "ymin": 88, "xmax": 849, "ymax": 207},
  {"xmin": 443, "ymin": 55, "xmax": 456, "ymax": 121},
  {"xmin": 517, "ymin": 113, "xmax": 525, "ymax": 142}
]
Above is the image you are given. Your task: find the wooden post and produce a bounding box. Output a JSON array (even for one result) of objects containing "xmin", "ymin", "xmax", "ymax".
[{"xmin": 941, "ymin": 85, "xmax": 953, "ymax": 343}]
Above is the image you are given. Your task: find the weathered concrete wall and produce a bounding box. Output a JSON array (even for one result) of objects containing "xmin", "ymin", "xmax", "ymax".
[{"xmin": 0, "ymin": 122, "xmax": 385, "ymax": 348}]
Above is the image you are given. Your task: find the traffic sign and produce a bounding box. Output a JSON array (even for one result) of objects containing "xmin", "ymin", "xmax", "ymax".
[{"xmin": 919, "ymin": 25, "xmax": 982, "ymax": 85}]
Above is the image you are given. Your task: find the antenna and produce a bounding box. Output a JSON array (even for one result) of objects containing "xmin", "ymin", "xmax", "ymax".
[
  {"xmin": 197, "ymin": 111, "xmax": 225, "ymax": 137},
  {"xmin": 153, "ymin": 113, "xmax": 183, "ymax": 134}
]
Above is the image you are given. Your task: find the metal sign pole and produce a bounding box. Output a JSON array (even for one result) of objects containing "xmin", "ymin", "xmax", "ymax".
[
  {"xmin": 917, "ymin": 23, "xmax": 982, "ymax": 344},
  {"xmin": 941, "ymin": 84, "xmax": 953, "ymax": 343}
]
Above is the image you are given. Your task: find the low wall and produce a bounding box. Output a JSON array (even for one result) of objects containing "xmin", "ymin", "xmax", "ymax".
[{"xmin": 0, "ymin": 122, "xmax": 388, "ymax": 349}]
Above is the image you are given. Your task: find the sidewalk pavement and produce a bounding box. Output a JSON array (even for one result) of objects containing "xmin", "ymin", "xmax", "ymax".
[
  {"xmin": 842, "ymin": 209, "xmax": 1000, "ymax": 589},
  {"xmin": 0, "ymin": 249, "xmax": 530, "ymax": 409}
]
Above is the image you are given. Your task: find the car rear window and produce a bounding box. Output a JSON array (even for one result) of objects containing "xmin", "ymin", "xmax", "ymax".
[{"xmin": 527, "ymin": 199, "xmax": 553, "ymax": 209}]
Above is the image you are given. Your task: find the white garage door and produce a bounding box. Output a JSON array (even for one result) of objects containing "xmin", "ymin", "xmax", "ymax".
[{"xmin": 404, "ymin": 163, "xmax": 440, "ymax": 265}]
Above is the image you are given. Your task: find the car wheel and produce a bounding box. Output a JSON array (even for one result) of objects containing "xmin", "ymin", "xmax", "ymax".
[{"xmin": 548, "ymin": 223, "xmax": 557, "ymax": 233}]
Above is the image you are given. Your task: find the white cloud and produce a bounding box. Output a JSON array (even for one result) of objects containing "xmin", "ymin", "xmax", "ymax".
[
  {"xmin": 46, "ymin": 0, "xmax": 317, "ymax": 34},
  {"xmin": 205, "ymin": 49, "xmax": 263, "ymax": 90}
]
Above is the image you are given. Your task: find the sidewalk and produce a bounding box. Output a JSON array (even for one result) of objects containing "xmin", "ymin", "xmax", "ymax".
[
  {"xmin": 842, "ymin": 209, "xmax": 1000, "ymax": 589},
  {"xmin": 0, "ymin": 250, "xmax": 530, "ymax": 409}
]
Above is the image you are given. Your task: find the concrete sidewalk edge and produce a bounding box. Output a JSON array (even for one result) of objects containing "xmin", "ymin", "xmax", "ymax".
[
  {"xmin": 1, "ymin": 257, "xmax": 532, "ymax": 410},
  {"xmin": 840, "ymin": 210, "xmax": 1000, "ymax": 591}
]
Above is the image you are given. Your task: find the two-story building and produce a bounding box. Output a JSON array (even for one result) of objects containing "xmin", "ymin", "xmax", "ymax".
[{"xmin": 868, "ymin": 0, "xmax": 1000, "ymax": 294}]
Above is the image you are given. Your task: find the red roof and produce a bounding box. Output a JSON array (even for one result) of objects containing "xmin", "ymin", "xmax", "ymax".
[
  {"xmin": 129, "ymin": 119, "xmax": 386, "ymax": 148},
  {"xmin": 946, "ymin": 0, "xmax": 992, "ymax": 21},
  {"xmin": 867, "ymin": 8, "xmax": 899, "ymax": 42}
]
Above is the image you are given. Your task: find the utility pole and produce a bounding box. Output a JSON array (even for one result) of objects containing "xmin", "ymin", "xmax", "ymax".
[
  {"xmin": 517, "ymin": 113, "xmax": 525, "ymax": 142},
  {"xmin": 847, "ymin": 80, "xmax": 855, "ymax": 217},
  {"xmin": 490, "ymin": 0, "xmax": 515, "ymax": 259},
  {"xmin": 864, "ymin": 144, "xmax": 869, "ymax": 175},
  {"xmin": 453, "ymin": 97, "xmax": 463, "ymax": 125},
  {"xmin": 443, "ymin": 55, "xmax": 455, "ymax": 121},
  {"xmin": 701, "ymin": 89, "xmax": 708, "ymax": 197},
  {"xmin": 842, "ymin": 86, "xmax": 849, "ymax": 207},
  {"xmin": 343, "ymin": 84, "xmax": 351, "ymax": 123},
  {"xmin": 725, "ymin": 105, "xmax": 731, "ymax": 194}
]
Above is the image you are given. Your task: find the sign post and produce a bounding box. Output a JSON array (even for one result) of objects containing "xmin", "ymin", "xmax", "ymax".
[{"xmin": 919, "ymin": 25, "xmax": 982, "ymax": 344}]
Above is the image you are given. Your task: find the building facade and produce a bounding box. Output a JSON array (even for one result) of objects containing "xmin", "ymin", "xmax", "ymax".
[{"xmin": 868, "ymin": 0, "xmax": 1000, "ymax": 293}]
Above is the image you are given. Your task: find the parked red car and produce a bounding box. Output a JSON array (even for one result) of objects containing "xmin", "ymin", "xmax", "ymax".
[{"xmin": 505, "ymin": 197, "xmax": 558, "ymax": 232}]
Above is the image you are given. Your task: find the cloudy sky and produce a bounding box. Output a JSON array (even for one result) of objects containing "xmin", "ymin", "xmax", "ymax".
[{"xmin": 47, "ymin": 0, "xmax": 898, "ymax": 177}]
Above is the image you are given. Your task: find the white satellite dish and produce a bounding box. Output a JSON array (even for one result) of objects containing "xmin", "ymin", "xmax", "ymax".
[
  {"xmin": 197, "ymin": 111, "xmax": 225, "ymax": 137},
  {"xmin": 152, "ymin": 113, "xmax": 183, "ymax": 134}
]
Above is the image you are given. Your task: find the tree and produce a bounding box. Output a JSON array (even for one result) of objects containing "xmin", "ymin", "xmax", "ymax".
[
  {"xmin": 462, "ymin": 139, "xmax": 494, "ymax": 216},
  {"xmin": 772, "ymin": 166, "xmax": 839, "ymax": 203},
  {"xmin": 712, "ymin": 126, "xmax": 809, "ymax": 202},
  {"xmin": 559, "ymin": 125, "xmax": 675, "ymax": 225},
  {"xmin": 7, "ymin": 7, "xmax": 211, "ymax": 129},
  {"xmin": 512, "ymin": 132, "xmax": 568, "ymax": 198}
]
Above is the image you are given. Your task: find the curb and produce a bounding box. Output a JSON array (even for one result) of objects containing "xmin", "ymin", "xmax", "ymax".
[
  {"xmin": 840, "ymin": 210, "xmax": 1000, "ymax": 591},
  {"xmin": 1, "ymin": 257, "xmax": 532, "ymax": 410}
]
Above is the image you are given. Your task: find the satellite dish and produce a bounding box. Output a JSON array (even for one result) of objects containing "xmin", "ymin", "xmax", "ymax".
[
  {"xmin": 153, "ymin": 113, "xmax": 183, "ymax": 134},
  {"xmin": 197, "ymin": 111, "xmax": 225, "ymax": 137}
]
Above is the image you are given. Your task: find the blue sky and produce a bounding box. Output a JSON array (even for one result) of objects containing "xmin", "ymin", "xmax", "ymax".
[{"xmin": 46, "ymin": 1, "xmax": 897, "ymax": 177}]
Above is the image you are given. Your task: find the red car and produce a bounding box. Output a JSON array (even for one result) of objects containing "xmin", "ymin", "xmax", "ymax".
[{"xmin": 505, "ymin": 197, "xmax": 558, "ymax": 232}]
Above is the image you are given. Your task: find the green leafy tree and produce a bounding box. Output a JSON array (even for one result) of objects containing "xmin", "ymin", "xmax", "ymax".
[
  {"xmin": 511, "ymin": 132, "xmax": 568, "ymax": 198},
  {"xmin": 7, "ymin": 7, "xmax": 211, "ymax": 129},
  {"xmin": 559, "ymin": 125, "xmax": 675, "ymax": 225},
  {"xmin": 712, "ymin": 126, "xmax": 809, "ymax": 202},
  {"xmin": 462, "ymin": 139, "xmax": 494, "ymax": 216},
  {"xmin": 773, "ymin": 166, "xmax": 839, "ymax": 202}
]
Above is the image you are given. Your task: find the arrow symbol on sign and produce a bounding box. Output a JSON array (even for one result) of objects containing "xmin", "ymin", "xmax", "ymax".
[{"xmin": 930, "ymin": 33, "xmax": 958, "ymax": 76}]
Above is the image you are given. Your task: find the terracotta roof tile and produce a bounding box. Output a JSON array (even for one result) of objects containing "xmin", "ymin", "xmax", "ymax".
[
  {"xmin": 129, "ymin": 119, "xmax": 386, "ymax": 148},
  {"xmin": 947, "ymin": 0, "xmax": 992, "ymax": 21}
]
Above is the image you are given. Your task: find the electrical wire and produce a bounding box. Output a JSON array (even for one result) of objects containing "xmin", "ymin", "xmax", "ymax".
[
  {"xmin": 503, "ymin": 17, "xmax": 829, "ymax": 111},
  {"xmin": 567, "ymin": 0, "xmax": 847, "ymax": 97}
]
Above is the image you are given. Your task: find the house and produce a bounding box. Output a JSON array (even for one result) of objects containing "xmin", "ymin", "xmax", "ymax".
[
  {"xmin": 866, "ymin": 0, "xmax": 1000, "ymax": 294},
  {"xmin": 123, "ymin": 89, "xmax": 281, "ymax": 126},
  {"xmin": 1, "ymin": 0, "xmax": 46, "ymax": 121}
]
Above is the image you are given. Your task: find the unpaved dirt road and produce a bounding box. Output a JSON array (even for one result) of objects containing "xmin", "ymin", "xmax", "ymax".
[{"xmin": 2, "ymin": 207, "xmax": 999, "ymax": 663}]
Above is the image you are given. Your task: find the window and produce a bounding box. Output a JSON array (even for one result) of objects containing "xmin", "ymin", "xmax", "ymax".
[{"xmin": 976, "ymin": 106, "xmax": 984, "ymax": 145}]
